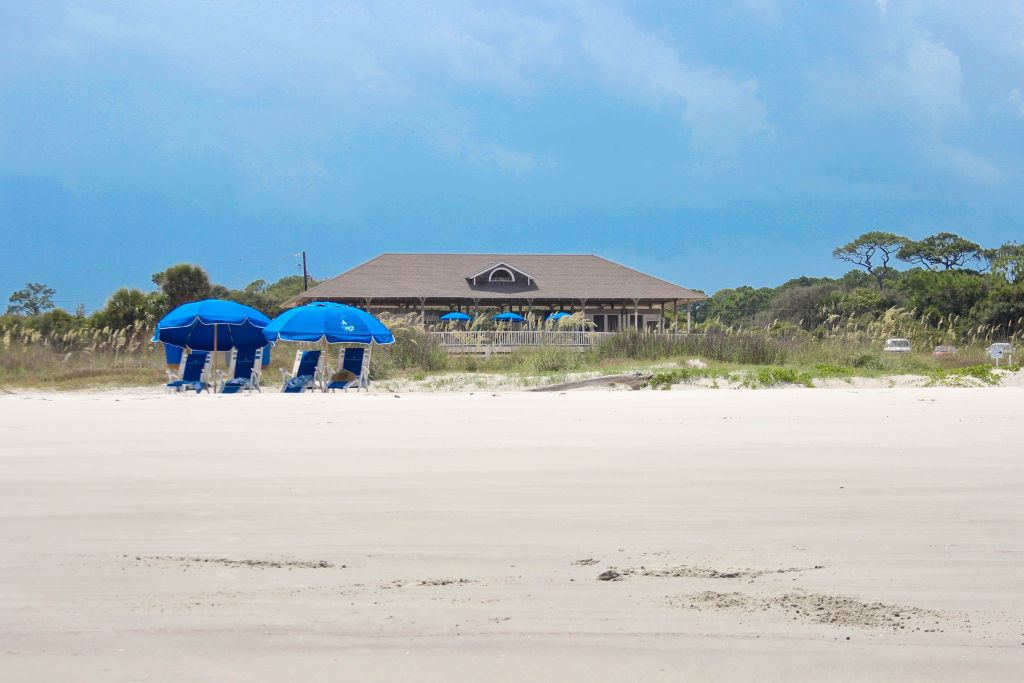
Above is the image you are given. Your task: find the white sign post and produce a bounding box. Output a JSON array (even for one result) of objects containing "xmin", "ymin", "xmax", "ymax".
[{"xmin": 990, "ymin": 346, "xmax": 1004, "ymax": 367}]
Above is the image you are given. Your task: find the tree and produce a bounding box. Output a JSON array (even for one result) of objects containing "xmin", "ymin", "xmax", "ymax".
[
  {"xmin": 840, "ymin": 287, "xmax": 891, "ymax": 317},
  {"xmin": 6, "ymin": 282, "xmax": 56, "ymax": 315},
  {"xmin": 151, "ymin": 264, "xmax": 212, "ymax": 310},
  {"xmin": 971, "ymin": 282, "xmax": 1024, "ymax": 336},
  {"xmin": 832, "ymin": 232, "xmax": 907, "ymax": 289},
  {"xmin": 761, "ymin": 282, "xmax": 845, "ymax": 329},
  {"xmin": 898, "ymin": 270, "xmax": 990, "ymax": 321},
  {"xmin": 898, "ymin": 232, "xmax": 982, "ymax": 271},
  {"xmin": 986, "ymin": 241, "xmax": 1024, "ymax": 283},
  {"xmin": 25, "ymin": 308, "xmax": 82, "ymax": 339},
  {"xmin": 98, "ymin": 288, "xmax": 151, "ymax": 329},
  {"xmin": 703, "ymin": 286, "xmax": 774, "ymax": 325}
]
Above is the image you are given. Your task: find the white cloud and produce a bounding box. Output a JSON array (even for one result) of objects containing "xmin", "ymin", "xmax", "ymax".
[
  {"xmin": 733, "ymin": 0, "xmax": 782, "ymax": 27},
  {"xmin": 575, "ymin": 2, "xmax": 771, "ymax": 156},
  {"xmin": 41, "ymin": 0, "xmax": 774, "ymax": 174},
  {"xmin": 925, "ymin": 140, "xmax": 1005, "ymax": 184},
  {"xmin": 903, "ymin": 38, "xmax": 969, "ymax": 128},
  {"xmin": 810, "ymin": 10, "xmax": 1005, "ymax": 184},
  {"xmin": 1010, "ymin": 89, "xmax": 1024, "ymax": 117}
]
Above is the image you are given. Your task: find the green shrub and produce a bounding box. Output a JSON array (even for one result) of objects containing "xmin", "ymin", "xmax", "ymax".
[
  {"xmin": 926, "ymin": 364, "xmax": 1000, "ymax": 387},
  {"xmin": 524, "ymin": 347, "xmax": 583, "ymax": 373},
  {"xmin": 812, "ymin": 363, "xmax": 855, "ymax": 377},
  {"xmin": 742, "ymin": 366, "xmax": 814, "ymax": 388}
]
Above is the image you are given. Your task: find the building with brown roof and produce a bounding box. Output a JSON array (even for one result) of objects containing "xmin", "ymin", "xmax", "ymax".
[{"xmin": 286, "ymin": 254, "xmax": 706, "ymax": 332}]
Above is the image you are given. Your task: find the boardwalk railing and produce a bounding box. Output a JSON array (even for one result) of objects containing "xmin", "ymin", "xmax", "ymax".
[
  {"xmin": 429, "ymin": 330, "xmax": 699, "ymax": 350},
  {"xmin": 431, "ymin": 330, "xmax": 611, "ymax": 348}
]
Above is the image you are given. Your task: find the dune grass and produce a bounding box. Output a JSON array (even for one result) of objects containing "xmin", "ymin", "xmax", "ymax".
[{"xmin": 1, "ymin": 308, "xmax": 1020, "ymax": 391}]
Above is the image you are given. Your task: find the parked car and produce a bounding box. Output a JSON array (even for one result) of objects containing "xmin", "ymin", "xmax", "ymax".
[
  {"xmin": 883, "ymin": 338, "xmax": 911, "ymax": 353},
  {"xmin": 932, "ymin": 345, "xmax": 957, "ymax": 356}
]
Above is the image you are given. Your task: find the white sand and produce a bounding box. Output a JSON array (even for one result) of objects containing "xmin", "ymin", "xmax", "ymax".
[{"xmin": 2, "ymin": 388, "xmax": 1023, "ymax": 681}]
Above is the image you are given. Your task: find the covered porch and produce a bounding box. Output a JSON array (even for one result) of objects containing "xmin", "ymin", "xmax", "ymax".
[{"xmin": 312, "ymin": 296, "xmax": 699, "ymax": 335}]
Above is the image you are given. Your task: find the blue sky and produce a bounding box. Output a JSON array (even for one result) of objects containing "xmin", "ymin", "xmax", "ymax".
[{"xmin": 3, "ymin": 1, "xmax": 1024, "ymax": 311}]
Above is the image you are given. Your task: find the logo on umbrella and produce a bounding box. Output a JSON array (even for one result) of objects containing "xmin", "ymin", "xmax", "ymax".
[{"xmin": 338, "ymin": 317, "xmax": 356, "ymax": 332}]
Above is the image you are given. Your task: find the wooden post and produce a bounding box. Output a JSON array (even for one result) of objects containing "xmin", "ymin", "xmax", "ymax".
[
  {"xmin": 211, "ymin": 324, "xmax": 218, "ymax": 390},
  {"xmin": 673, "ymin": 300, "xmax": 678, "ymax": 333},
  {"xmin": 633, "ymin": 298, "xmax": 640, "ymax": 331},
  {"xmin": 419, "ymin": 297, "xmax": 427, "ymax": 330},
  {"xmin": 658, "ymin": 301, "xmax": 664, "ymax": 333},
  {"xmin": 687, "ymin": 301, "xmax": 692, "ymax": 334},
  {"xmin": 526, "ymin": 299, "xmax": 533, "ymax": 330},
  {"xmin": 322, "ymin": 337, "xmax": 329, "ymax": 392}
]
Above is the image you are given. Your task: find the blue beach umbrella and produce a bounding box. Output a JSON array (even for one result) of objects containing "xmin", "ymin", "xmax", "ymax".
[
  {"xmin": 264, "ymin": 302, "xmax": 394, "ymax": 392},
  {"xmin": 492, "ymin": 312, "xmax": 525, "ymax": 322},
  {"xmin": 263, "ymin": 302, "xmax": 394, "ymax": 344},
  {"xmin": 546, "ymin": 311, "xmax": 570, "ymax": 321},
  {"xmin": 153, "ymin": 299, "xmax": 272, "ymax": 381},
  {"xmin": 440, "ymin": 312, "xmax": 472, "ymax": 321},
  {"xmin": 153, "ymin": 299, "xmax": 271, "ymax": 351}
]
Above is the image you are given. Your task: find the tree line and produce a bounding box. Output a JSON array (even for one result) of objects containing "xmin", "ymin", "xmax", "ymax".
[
  {"xmin": 695, "ymin": 232, "xmax": 1023, "ymax": 337},
  {"xmin": 7, "ymin": 232, "xmax": 1024, "ymax": 343},
  {"xmin": 3, "ymin": 264, "xmax": 318, "ymax": 339}
]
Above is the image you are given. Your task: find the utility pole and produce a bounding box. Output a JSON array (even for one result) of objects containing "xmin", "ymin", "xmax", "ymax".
[{"xmin": 302, "ymin": 251, "xmax": 309, "ymax": 291}]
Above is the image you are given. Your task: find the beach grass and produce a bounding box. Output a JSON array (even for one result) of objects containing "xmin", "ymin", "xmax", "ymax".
[{"xmin": 1, "ymin": 310, "xmax": 1019, "ymax": 391}]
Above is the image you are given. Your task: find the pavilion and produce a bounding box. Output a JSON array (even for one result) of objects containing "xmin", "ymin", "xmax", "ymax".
[{"xmin": 283, "ymin": 253, "xmax": 707, "ymax": 333}]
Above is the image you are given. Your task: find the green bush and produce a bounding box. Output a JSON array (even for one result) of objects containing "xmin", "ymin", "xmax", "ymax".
[
  {"xmin": 926, "ymin": 364, "xmax": 1000, "ymax": 387},
  {"xmin": 812, "ymin": 363, "xmax": 855, "ymax": 377},
  {"xmin": 742, "ymin": 366, "xmax": 814, "ymax": 388}
]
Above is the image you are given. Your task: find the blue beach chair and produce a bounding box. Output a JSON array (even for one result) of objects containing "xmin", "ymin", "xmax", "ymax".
[
  {"xmin": 327, "ymin": 346, "xmax": 370, "ymax": 392},
  {"xmin": 165, "ymin": 351, "xmax": 211, "ymax": 393},
  {"xmin": 280, "ymin": 349, "xmax": 321, "ymax": 393},
  {"xmin": 216, "ymin": 346, "xmax": 264, "ymax": 393}
]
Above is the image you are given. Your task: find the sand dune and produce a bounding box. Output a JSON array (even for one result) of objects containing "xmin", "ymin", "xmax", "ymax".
[{"xmin": 2, "ymin": 388, "xmax": 1022, "ymax": 681}]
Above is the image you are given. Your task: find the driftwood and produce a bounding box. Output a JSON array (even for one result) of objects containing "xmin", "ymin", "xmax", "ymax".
[{"xmin": 528, "ymin": 373, "xmax": 651, "ymax": 392}]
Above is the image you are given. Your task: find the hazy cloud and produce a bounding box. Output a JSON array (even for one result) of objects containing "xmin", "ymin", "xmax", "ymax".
[
  {"xmin": 1010, "ymin": 89, "xmax": 1024, "ymax": 116},
  {"xmin": 810, "ymin": 7, "xmax": 1005, "ymax": 184},
  {"xmin": 576, "ymin": 3, "xmax": 771, "ymax": 156}
]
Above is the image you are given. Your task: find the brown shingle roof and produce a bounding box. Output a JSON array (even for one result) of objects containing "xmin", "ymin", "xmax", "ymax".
[{"xmin": 285, "ymin": 254, "xmax": 706, "ymax": 307}]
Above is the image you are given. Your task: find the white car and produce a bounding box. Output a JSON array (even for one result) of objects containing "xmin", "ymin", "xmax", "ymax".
[{"xmin": 883, "ymin": 338, "xmax": 911, "ymax": 353}]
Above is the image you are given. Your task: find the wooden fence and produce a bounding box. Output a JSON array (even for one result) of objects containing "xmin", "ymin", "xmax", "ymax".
[{"xmin": 429, "ymin": 330, "xmax": 694, "ymax": 352}]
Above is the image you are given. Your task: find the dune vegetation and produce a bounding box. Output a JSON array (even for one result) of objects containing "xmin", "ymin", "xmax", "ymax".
[{"xmin": 3, "ymin": 232, "xmax": 1022, "ymax": 390}]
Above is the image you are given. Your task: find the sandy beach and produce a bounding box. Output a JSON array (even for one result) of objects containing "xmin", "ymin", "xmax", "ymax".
[{"xmin": 2, "ymin": 387, "xmax": 1023, "ymax": 681}]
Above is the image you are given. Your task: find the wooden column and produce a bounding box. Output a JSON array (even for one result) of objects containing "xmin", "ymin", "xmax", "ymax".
[
  {"xmin": 633, "ymin": 298, "xmax": 640, "ymax": 331},
  {"xmin": 673, "ymin": 299, "xmax": 678, "ymax": 333},
  {"xmin": 658, "ymin": 301, "xmax": 665, "ymax": 333},
  {"xmin": 579, "ymin": 298, "xmax": 587, "ymax": 333},
  {"xmin": 526, "ymin": 299, "xmax": 534, "ymax": 330},
  {"xmin": 687, "ymin": 301, "xmax": 692, "ymax": 334},
  {"xmin": 419, "ymin": 297, "xmax": 427, "ymax": 329}
]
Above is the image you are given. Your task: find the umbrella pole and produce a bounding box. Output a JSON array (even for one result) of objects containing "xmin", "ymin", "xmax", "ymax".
[
  {"xmin": 323, "ymin": 337, "xmax": 329, "ymax": 392},
  {"xmin": 212, "ymin": 324, "xmax": 218, "ymax": 391}
]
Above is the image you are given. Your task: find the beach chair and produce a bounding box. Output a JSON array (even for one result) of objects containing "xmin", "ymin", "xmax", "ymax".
[
  {"xmin": 216, "ymin": 346, "xmax": 264, "ymax": 393},
  {"xmin": 165, "ymin": 350, "xmax": 211, "ymax": 393},
  {"xmin": 280, "ymin": 349, "xmax": 321, "ymax": 393},
  {"xmin": 327, "ymin": 346, "xmax": 370, "ymax": 392}
]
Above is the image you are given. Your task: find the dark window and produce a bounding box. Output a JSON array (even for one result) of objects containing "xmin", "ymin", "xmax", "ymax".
[{"xmin": 489, "ymin": 268, "xmax": 514, "ymax": 282}]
